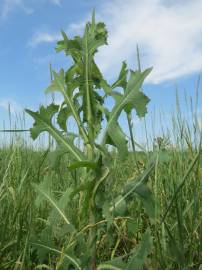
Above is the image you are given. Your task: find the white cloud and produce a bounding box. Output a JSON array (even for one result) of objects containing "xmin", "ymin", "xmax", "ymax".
[
  {"xmin": 28, "ymin": 31, "xmax": 60, "ymax": 47},
  {"xmin": 0, "ymin": 0, "xmax": 61, "ymax": 20},
  {"xmin": 0, "ymin": 98, "xmax": 23, "ymax": 114},
  {"xmin": 93, "ymin": 0, "xmax": 202, "ymax": 84},
  {"xmin": 28, "ymin": 18, "xmax": 87, "ymax": 48},
  {"xmin": 26, "ymin": 0, "xmax": 202, "ymax": 84},
  {"xmin": 0, "ymin": 0, "xmax": 33, "ymax": 21},
  {"xmin": 27, "ymin": 20, "xmax": 86, "ymax": 48}
]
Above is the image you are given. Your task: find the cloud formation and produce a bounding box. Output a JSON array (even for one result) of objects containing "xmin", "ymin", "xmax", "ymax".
[
  {"xmin": 28, "ymin": 20, "xmax": 86, "ymax": 48},
  {"xmin": 0, "ymin": 0, "xmax": 61, "ymax": 21},
  {"xmin": 27, "ymin": 0, "xmax": 202, "ymax": 84},
  {"xmin": 28, "ymin": 31, "xmax": 60, "ymax": 48},
  {"xmin": 0, "ymin": 0, "xmax": 33, "ymax": 21},
  {"xmin": 95, "ymin": 0, "xmax": 202, "ymax": 83}
]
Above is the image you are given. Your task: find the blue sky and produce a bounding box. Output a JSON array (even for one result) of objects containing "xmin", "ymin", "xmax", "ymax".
[{"xmin": 0, "ymin": 0, "xmax": 202, "ymax": 144}]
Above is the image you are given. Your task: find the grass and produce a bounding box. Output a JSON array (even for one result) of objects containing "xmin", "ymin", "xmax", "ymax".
[{"xmin": 0, "ymin": 97, "xmax": 202, "ymax": 270}]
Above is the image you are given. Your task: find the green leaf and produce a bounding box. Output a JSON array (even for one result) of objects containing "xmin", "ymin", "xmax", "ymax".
[
  {"xmin": 97, "ymin": 264, "xmax": 123, "ymax": 270},
  {"xmin": 92, "ymin": 60, "xmax": 111, "ymax": 94},
  {"xmin": 32, "ymin": 183, "xmax": 71, "ymax": 225},
  {"xmin": 45, "ymin": 69, "xmax": 89, "ymax": 143},
  {"xmin": 124, "ymin": 69, "xmax": 151, "ymax": 116},
  {"xmin": 127, "ymin": 219, "xmax": 138, "ymax": 238},
  {"xmin": 123, "ymin": 160, "xmax": 156, "ymax": 220},
  {"xmin": 57, "ymin": 105, "xmax": 72, "ymax": 131},
  {"xmin": 105, "ymin": 121, "xmax": 128, "ymax": 159},
  {"xmin": 134, "ymin": 184, "xmax": 155, "ymax": 220},
  {"xmin": 97, "ymin": 257, "xmax": 126, "ymax": 270},
  {"xmin": 48, "ymin": 187, "xmax": 75, "ymax": 228},
  {"xmin": 55, "ymin": 30, "xmax": 68, "ymax": 53},
  {"xmin": 31, "ymin": 243, "xmax": 81, "ymax": 270},
  {"xmin": 68, "ymin": 160, "xmax": 97, "ymax": 170},
  {"xmin": 102, "ymin": 201, "xmax": 114, "ymax": 227},
  {"xmin": 56, "ymin": 30, "xmax": 82, "ymax": 62},
  {"xmin": 110, "ymin": 159, "xmax": 155, "ymax": 213},
  {"xmin": 45, "ymin": 69, "xmax": 66, "ymax": 94},
  {"xmin": 126, "ymin": 229, "xmax": 153, "ymax": 270},
  {"xmin": 112, "ymin": 61, "xmax": 128, "ymax": 89},
  {"xmin": 103, "ymin": 68, "xmax": 152, "ymax": 158},
  {"xmin": 25, "ymin": 103, "xmax": 85, "ymax": 161},
  {"xmin": 26, "ymin": 103, "xmax": 59, "ymax": 139},
  {"xmin": 114, "ymin": 195, "xmax": 127, "ymax": 216},
  {"xmin": 124, "ymin": 178, "xmax": 155, "ymax": 220}
]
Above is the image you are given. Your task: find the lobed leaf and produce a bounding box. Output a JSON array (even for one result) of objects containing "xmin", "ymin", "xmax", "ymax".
[
  {"xmin": 33, "ymin": 183, "xmax": 71, "ymax": 225},
  {"xmin": 103, "ymin": 68, "xmax": 152, "ymax": 158},
  {"xmin": 25, "ymin": 104, "xmax": 85, "ymax": 161},
  {"xmin": 112, "ymin": 61, "xmax": 128, "ymax": 89}
]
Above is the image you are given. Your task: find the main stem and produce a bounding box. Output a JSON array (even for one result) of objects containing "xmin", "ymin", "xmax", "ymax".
[
  {"xmin": 84, "ymin": 29, "xmax": 97, "ymax": 268},
  {"xmin": 87, "ymin": 144, "xmax": 97, "ymax": 269},
  {"xmin": 127, "ymin": 112, "xmax": 140, "ymax": 171}
]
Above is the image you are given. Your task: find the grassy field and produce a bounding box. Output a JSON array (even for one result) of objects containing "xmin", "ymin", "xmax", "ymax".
[{"xmin": 0, "ymin": 106, "xmax": 201, "ymax": 270}]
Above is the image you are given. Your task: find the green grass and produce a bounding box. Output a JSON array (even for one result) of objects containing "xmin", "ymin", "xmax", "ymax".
[{"xmin": 0, "ymin": 111, "xmax": 201, "ymax": 269}]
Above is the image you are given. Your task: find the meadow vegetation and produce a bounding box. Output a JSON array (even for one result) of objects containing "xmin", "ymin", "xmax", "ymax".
[{"xmin": 0, "ymin": 12, "xmax": 202, "ymax": 270}]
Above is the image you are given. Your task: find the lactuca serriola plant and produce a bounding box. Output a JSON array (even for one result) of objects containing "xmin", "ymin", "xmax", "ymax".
[{"xmin": 26, "ymin": 11, "xmax": 154, "ymax": 270}]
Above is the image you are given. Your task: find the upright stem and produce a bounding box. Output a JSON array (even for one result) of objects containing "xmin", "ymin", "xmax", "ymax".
[
  {"xmin": 84, "ymin": 27, "xmax": 94, "ymax": 151},
  {"xmin": 84, "ymin": 31, "xmax": 96, "ymax": 267},
  {"xmin": 127, "ymin": 113, "xmax": 135, "ymax": 152},
  {"xmin": 127, "ymin": 113, "xmax": 140, "ymax": 171},
  {"xmin": 126, "ymin": 45, "xmax": 142, "ymax": 168},
  {"xmin": 89, "ymin": 199, "xmax": 97, "ymax": 269},
  {"xmin": 88, "ymin": 170, "xmax": 97, "ymax": 268}
]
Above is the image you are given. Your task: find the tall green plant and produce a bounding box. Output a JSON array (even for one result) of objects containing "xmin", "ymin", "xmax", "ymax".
[{"xmin": 26, "ymin": 11, "xmax": 153, "ymax": 269}]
